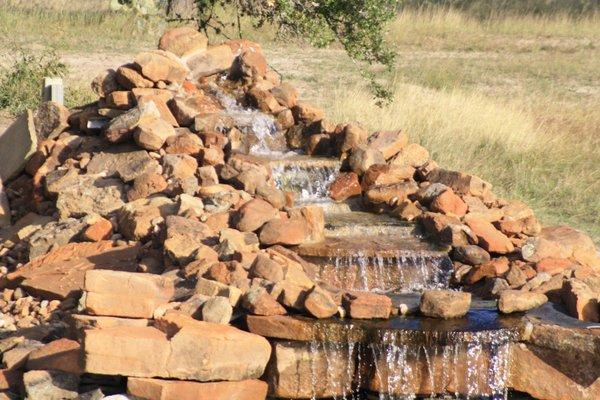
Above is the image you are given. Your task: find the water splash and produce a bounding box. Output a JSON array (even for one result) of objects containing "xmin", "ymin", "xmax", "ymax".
[
  {"xmin": 212, "ymin": 87, "xmax": 285, "ymax": 155},
  {"xmin": 272, "ymin": 162, "xmax": 340, "ymax": 203},
  {"xmin": 319, "ymin": 252, "xmax": 452, "ymax": 293},
  {"xmin": 301, "ymin": 324, "xmax": 517, "ymax": 400},
  {"xmin": 369, "ymin": 329, "xmax": 516, "ymax": 400}
]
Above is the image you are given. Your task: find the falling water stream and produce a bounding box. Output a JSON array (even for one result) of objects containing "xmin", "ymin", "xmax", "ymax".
[
  {"xmin": 211, "ymin": 84, "xmax": 520, "ymax": 400},
  {"xmin": 301, "ymin": 312, "xmax": 520, "ymax": 400},
  {"xmin": 320, "ymin": 252, "xmax": 452, "ymax": 293}
]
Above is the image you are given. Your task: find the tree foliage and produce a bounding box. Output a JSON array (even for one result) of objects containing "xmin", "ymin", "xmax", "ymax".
[{"xmin": 114, "ymin": 0, "xmax": 400, "ymax": 103}]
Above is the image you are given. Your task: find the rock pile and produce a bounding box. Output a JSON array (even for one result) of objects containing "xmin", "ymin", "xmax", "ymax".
[{"xmin": 0, "ymin": 24, "xmax": 598, "ymax": 399}]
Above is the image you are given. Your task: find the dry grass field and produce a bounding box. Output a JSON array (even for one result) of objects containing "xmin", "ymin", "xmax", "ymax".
[{"xmin": 0, "ymin": 2, "xmax": 598, "ymax": 240}]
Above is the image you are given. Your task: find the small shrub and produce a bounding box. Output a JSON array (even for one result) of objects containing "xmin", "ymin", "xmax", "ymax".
[{"xmin": 0, "ymin": 47, "xmax": 68, "ymax": 116}]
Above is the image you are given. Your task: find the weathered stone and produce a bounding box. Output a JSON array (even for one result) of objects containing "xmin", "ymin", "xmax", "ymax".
[
  {"xmin": 230, "ymin": 50, "xmax": 268, "ymax": 81},
  {"xmin": 390, "ymin": 143, "xmax": 429, "ymax": 168},
  {"xmin": 509, "ymin": 342, "xmax": 600, "ymax": 400},
  {"xmin": 135, "ymin": 117, "xmax": 177, "ymax": 150},
  {"xmin": 159, "ymin": 26, "xmax": 208, "ymax": 58},
  {"xmin": 84, "ymin": 270, "xmax": 175, "ymax": 318},
  {"xmin": 56, "ymin": 175, "xmax": 126, "ymax": 219},
  {"xmin": 87, "ymin": 149, "xmax": 160, "ymax": 182},
  {"xmin": 104, "ymin": 101, "xmax": 161, "ymax": 143},
  {"xmin": 562, "ymin": 279, "xmax": 599, "ymax": 322},
  {"xmin": 163, "ymin": 153, "xmax": 198, "ymax": 180},
  {"xmin": 498, "ymin": 290, "xmax": 547, "ymax": 313},
  {"xmin": 272, "ymin": 83, "xmax": 298, "ymax": 108},
  {"xmin": 138, "ymin": 94, "xmax": 179, "ymax": 126},
  {"xmin": 465, "ymin": 257, "xmax": 510, "ymax": 285},
  {"xmin": 117, "ymin": 196, "xmax": 177, "ymax": 241},
  {"xmin": 367, "ymin": 130, "xmax": 408, "ymax": 160},
  {"xmin": 506, "ymin": 264, "xmax": 527, "ymax": 288},
  {"xmin": 128, "ymin": 377, "xmax": 268, "ymax": 400},
  {"xmin": 165, "ymin": 131, "xmax": 203, "ymax": 155},
  {"xmin": 0, "ymin": 111, "xmax": 37, "ymax": 181},
  {"xmin": 465, "ymin": 217, "xmax": 514, "ymax": 254},
  {"xmin": 127, "ymin": 171, "xmax": 168, "ymax": 201},
  {"xmin": 196, "ymin": 278, "xmax": 242, "ymax": 306},
  {"xmin": 430, "ymin": 188, "xmax": 468, "ymax": 217},
  {"xmin": 259, "ymin": 217, "xmax": 310, "ymax": 246},
  {"xmin": 329, "ymin": 172, "xmax": 361, "ymax": 202},
  {"xmin": 364, "ymin": 181, "xmax": 418, "ymax": 205},
  {"xmin": 160, "ymin": 314, "xmax": 271, "ymax": 381},
  {"xmin": 116, "ymin": 65, "xmax": 154, "ymax": 89},
  {"xmin": 536, "ymin": 257, "xmax": 576, "ymax": 275},
  {"xmin": 34, "ymin": 101, "xmax": 69, "ymax": 139},
  {"xmin": 218, "ymin": 228, "xmax": 260, "ymax": 258},
  {"xmin": 82, "ymin": 216, "xmax": 113, "ymax": 242},
  {"xmin": 428, "ymin": 168, "xmax": 493, "ymax": 199},
  {"xmin": 523, "ymin": 225, "xmax": 600, "ymax": 268},
  {"xmin": 91, "ymin": 69, "xmax": 119, "ymax": 98},
  {"xmin": 391, "ymin": 199, "xmax": 422, "ymax": 221},
  {"xmin": 26, "ymin": 339, "xmax": 82, "ymax": 374},
  {"xmin": 235, "ymin": 198, "xmax": 279, "ymax": 232},
  {"xmin": 287, "ymin": 206, "xmax": 325, "ymax": 243},
  {"xmin": 201, "ymin": 296, "xmax": 233, "ymax": 324},
  {"xmin": 339, "ymin": 123, "xmax": 369, "ymax": 154},
  {"xmin": 134, "ymin": 50, "xmax": 189, "ymax": 84},
  {"xmin": 27, "ymin": 218, "xmax": 86, "ymax": 259},
  {"xmin": 250, "ymin": 254, "xmax": 284, "ymax": 282},
  {"xmin": 342, "ymin": 292, "xmax": 391, "ymax": 319},
  {"xmin": 164, "ymin": 215, "xmax": 215, "ymax": 265},
  {"xmin": 3, "ymin": 241, "xmax": 139, "ymax": 299},
  {"xmin": 420, "ymin": 290, "xmax": 471, "ymax": 319},
  {"xmin": 304, "ymin": 286, "xmax": 338, "ymax": 319},
  {"xmin": 187, "ymin": 45, "xmax": 235, "ymax": 79},
  {"xmin": 83, "ymin": 315, "xmax": 270, "ymax": 381},
  {"xmin": 105, "ymin": 90, "xmax": 136, "ymax": 110},
  {"xmin": 291, "ymin": 102, "xmax": 324, "ymax": 124},
  {"xmin": 23, "ymin": 370, "xmax": 79, "ymax": 400},
  {"xmin": 243, "ymin": 286, "xmax": 286, "ymax": 316},
  {"xmin": 452, "ymin": 245, "xmax": 491, "ymax": 266},
  {"xmin": 348, "ymin": 146, "xmax": 385, "ymax": 175},
  {"xmin": 362, "ymin": 164, "xmax": 415, "ymax": 189},
  {"xmin": 267, "ymin": 341, "xmax": 354, "ymax": 399}
]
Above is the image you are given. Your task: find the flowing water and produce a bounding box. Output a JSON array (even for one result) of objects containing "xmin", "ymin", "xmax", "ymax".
[
  {"xmin": 271, "ymin": 161, "xmax": 341, "ymax": 203},
  {"xmin": 299, "ymin": 312, "xmax": 520, "ymax": 400},
  {"xmin": 318, "ymin": 252, "xmax": 452, "ymax": 293}
]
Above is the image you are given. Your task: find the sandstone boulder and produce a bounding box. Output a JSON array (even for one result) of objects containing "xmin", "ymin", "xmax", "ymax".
[
  {"xmin": 342, "ymin": 292, "xmax": 391, "ymax": 319},
  {"xmin": 367, "ymin": 130, "xmax": 408, "ymax": 160},
  {"xmin": 134, "ymin": 50, "xmax": 189, "ymax": 84},
  {"xmin": 498, "ymin": 290, "xmax": 547, "ymax": 313},
  {"xmin": 159, "ymin": 26, "xmax": 208, "ymax": 58},
  {"xmin": 118, "ymin": 196, "xmax": 177, "ymax": 241},
  {"xmin": 304, "ymin": 286, "xmax": 338, "ymax": 319},
  {"xmin": 329, "ymin": 172, "xmax": 361, "ymax": 202},
  {"xmin": 235, "ymin": 198, "xmax": 279, "ymax": 232},
  {"xmin": 465, "ymin": 217, "xmax": 514, "ymax": 254},
  {"xmin": 562, "ymin": 279, "xmax": 599, "ymax": 322},
  {"xmin": 420, "ymin": 290, "xmax": 471, "ymax": 319},
  {"xmin": 84, "ymin": 270, "xmax": 175, "ymax": 318}
]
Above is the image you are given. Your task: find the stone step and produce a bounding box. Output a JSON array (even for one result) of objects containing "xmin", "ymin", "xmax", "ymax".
[
  {"xmin": 249, "ymin": 312, "xmax": 522, "ymax": 399},
  {"xmin": 324, "ymin": 211, "xmax": 418, "ymax": 238},
  {"xmin": 295, "ymin": 235, "xmax": 451, "ymax": 293}
]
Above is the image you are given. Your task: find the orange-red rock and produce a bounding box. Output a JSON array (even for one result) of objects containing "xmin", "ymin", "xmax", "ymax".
[
  {"xmin": 562, "ymin": 279, "xmax": 599, "ymax": 322},
  {"xmin": 82, "ymin": 217, "xmax": 113, "ymax": 242},
  {"xmin": 329, "ymin": 172, "xmax": 361, "ymax": 202},
  {"xmin": 430, "ymin": 189, "xmax": 468, "ymax": 217},
  {"xmin": 536, "ymin": 257, "xmax": 576, "ymax": 275},
  {"xmin": 342, "ymin": 292, "xmax": 391, "ymax": 319},
  {"xmin": 25, "ymin": 339, "xmax": 82, "ymax": 374},
  {"xmin": 128, "ymin": 378, "xmax": 268, "ymax": 400},
  {"xmin": 465, "ymin": 218, "xmax": 514, "ymax": 254}
]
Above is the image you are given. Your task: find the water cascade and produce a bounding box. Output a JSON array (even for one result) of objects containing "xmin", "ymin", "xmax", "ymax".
[
  {"xmin": 215, "ymin": 83, "xmax": 522, "ymax": 400},
  {"xmin": 261, "ymin": 311, "xmax": 522, "ymax": 400}
]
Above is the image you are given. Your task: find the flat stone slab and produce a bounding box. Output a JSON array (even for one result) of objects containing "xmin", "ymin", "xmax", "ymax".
[
  {"xmin": 324, "ymin": 212, "xmax": 418, "ymax": 238},
  {"xmin": 0, "ymin": 111, "xmax": 37, "ymax": 181},
  {"xmin": 264, "ymin": 154, "xmax": 341, "ymax": 170},
  {"xmin": 246, "ymin": 309, "xmax": 524, "ymax": 345}
]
